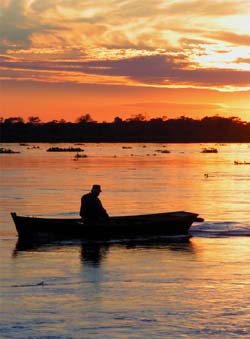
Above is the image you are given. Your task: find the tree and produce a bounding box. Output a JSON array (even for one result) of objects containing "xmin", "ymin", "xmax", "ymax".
[
  {"xmin": 126, "ymin": 114, "xmax": 146, "ymax": 122},
  {"xmin": 113, "ymin": 116, "xmax": 123, "ymax": 124},
  {"xmin": 3, "ymin": 117, "xmax": 24, "ymax": 124},
  {"xmin": 58, "ymin": 119, "xmax": 67, "ymax": 124},
  {"xmin": 76, "ymin": 114, "xmax": 94, "ymax": 123},
  {"xmin": 28, "ymin": 116, "xmax": 41, "ymax": 124}
]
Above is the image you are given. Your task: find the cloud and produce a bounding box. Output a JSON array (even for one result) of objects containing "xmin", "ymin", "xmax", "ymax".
[
  {"xmin": 86, "ymin": 55, "xmax": 250, "ymax": 86},
  {"xmin": 1, "ymin": 0, "xmax": 249, "ymax": 92},
  {"xmin": 164, "ymin": 0, "xmax": 248, "ymax": 16},
  {"xmin": 205, "ymin": 32, "xmax": 250, "ymax": 46},
  {"xmin": 120, "ymin": 101, "xmax": 226, "ymax": 111},
  {"xmin": 1, "ymin": 54, "xmax": 249, "ymax": 89},
  {"xmin": 0, "ymin": 0, "xmax": 32, "ymax": 49},
  {"xmin": 0, "ymin": 0, "xmax": 68, "ymax": 51},
  {"xmin": 235, "ymin": 58, "xmax": 250, "ymax": 64}
]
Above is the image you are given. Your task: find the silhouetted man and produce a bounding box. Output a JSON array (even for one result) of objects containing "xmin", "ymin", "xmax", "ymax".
[{"xmin": 80, "ymin": 185, "xmax": 109, "ymax": 223}]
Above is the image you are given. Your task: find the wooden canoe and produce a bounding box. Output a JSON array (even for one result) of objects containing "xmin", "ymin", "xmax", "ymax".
[{"xmin": 11, "ymin": 211, "xmax": 203, "ymax": 240}]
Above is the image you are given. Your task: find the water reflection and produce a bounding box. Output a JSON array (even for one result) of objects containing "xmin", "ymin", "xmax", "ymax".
[
  {"xmin": 13, "ymin": 238, "xmax": 59, "ymax": 254},
  {"xmin": 80, "ymin": 243, "xmax": 110, "ymax": 266},
  {"xmin": 13, "ymin": 235, "xmax": 195, "ymax": 267}
]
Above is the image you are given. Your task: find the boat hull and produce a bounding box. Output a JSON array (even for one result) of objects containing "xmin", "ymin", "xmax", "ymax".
[{"xmin": 11, "ymin": 211, "xmax": 201, "ymax": 241}]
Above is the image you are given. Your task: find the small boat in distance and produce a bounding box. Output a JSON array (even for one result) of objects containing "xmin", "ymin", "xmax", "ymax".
[{"xmin": 11, "ymin": 211, "xmax": 203, "ymax": 241}]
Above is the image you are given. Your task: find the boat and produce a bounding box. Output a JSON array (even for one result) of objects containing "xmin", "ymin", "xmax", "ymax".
[{"xmin": 11, "ymin": 211, "xmax": 203, "ymax": 241}]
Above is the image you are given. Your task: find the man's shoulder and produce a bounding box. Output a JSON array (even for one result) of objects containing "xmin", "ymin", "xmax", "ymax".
[
  {"xmin": 82, "ymin": 192, "xmax": 95, "ymax": 200},
  {"xmin": 82, "ymin": 192, "xmax": 91, "ymax": 199}
]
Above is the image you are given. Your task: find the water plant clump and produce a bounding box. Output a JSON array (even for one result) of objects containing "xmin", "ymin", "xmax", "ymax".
[
  {"xmin": 155, "ymin": 149, "xmax": 171, "ymax": 153},
  {"xmin": 0, "ymin": 147, "xmax": 20, "ymax": 154},
  {"xmin": 234, "ymin": 161, "xmax": 250, "ymax": 165},
  {"xmin": 47, "ymin": 147, "xmax": 84, "ymax": 152},
  {"xmin": 201, "ymin": 148, "xmax": 218, "ymax": 153},
  {"xmin": 74, "ymin": 153, "xmax": 88, "ymax": 159}
]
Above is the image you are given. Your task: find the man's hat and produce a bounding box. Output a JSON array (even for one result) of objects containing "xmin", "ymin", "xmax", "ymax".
[{"xmin": 91, "ymin": 184, "xmax": 101, "ymax": 192}]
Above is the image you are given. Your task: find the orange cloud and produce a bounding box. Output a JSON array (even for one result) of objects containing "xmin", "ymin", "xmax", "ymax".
[{"xmin": 206, "ymin": 32, "xmax": 250, "ymax": 46}]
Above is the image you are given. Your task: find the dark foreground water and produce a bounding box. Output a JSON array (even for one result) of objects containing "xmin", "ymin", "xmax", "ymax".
[{"xmin": 0, "ymin": 143, "xmax": 250, "ymax": 338}]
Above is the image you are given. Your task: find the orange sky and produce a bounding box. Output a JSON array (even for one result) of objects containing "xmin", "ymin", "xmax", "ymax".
[{"xmin": 0, "ymin": 0, "xmax": 250, "ymax": 122}]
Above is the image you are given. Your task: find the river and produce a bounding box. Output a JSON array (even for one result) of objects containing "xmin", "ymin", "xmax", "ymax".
[{"xmin": 0, "ymin": 142, "xmax": 249, "ymax": 338}]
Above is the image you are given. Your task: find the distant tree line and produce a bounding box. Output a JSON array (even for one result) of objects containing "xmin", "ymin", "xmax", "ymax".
[{"xmin": 0, "ymin": 114, "xmax": 249, "ymax": 142}]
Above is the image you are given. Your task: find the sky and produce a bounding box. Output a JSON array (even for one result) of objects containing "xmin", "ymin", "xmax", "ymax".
[{"xmin": 0, "ymin": 0, "xmax": 250, "ymax": 122}]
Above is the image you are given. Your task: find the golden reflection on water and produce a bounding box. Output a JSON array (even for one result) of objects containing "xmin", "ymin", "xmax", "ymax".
[
  {"xmin": 1, "ymin": 143, "xmax": 250, "ymax": 339},
  {"xmin": 0, "ymin": 234, "xmax": 249, "ymax": 338},
  {"xmin": 12, "ymin": 236, "xmax": 250, "ymax": 275}
]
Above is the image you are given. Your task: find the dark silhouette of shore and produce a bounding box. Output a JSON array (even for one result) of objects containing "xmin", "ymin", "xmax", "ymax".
[{"xmin": 1, "ymin": 115, "xmax": 249, "ymax": 143}]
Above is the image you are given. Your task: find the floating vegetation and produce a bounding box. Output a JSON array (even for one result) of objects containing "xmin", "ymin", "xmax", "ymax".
[
  {"xmin": 201, "ymin": 148, "xmax": 218, "ymax": 153},
  {"xmin": 47, "ymin": 147, "xmax": 84, "ymax": 152},
  {"xmin": 74, "ymin": 153, "xmax": 88, "ymax": 159},
  {"xmin": 155, "ymin": 149, "xmax": 170, "ymax": 153},
  {"xmin": 146, "ymin": 153, "xmax": 157, "ymax": 156},
  {"xmin": 234, "ymin": 161, "xmax": 250, "ymax": 165},
  {"xmin": 122, "ymin": 146, "xmax": 132, "ymax": 149},
  {"xmin": 0, "ymin": 147, "xmax": 20, "ymax": 154},
  {"xmin": 27, "ymin": 145, "xmax": 40, "ymax": 149},
  {"xmin": 19, "ymin": 143, "xmax": 29, "ymax": 146}
]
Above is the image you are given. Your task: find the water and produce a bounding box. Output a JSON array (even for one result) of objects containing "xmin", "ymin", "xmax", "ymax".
[{"xmin": 0, "ymin": 143, "xmax": 250, "ymax": 338}]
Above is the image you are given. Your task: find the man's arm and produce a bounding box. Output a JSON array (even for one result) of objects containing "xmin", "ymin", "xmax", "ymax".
[{"xmin": 97, "ymin": 198, "xmax": 109, "ymax": 219}]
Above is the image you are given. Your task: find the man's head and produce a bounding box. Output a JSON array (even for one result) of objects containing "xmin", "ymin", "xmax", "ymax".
[{"xmin": 91, "ymin": 184, "xmax": 102, "ymax": 196}]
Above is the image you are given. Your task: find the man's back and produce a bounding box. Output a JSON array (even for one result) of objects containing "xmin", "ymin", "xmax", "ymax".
[{"xmin": 80, "ymin": 191, "xmax": 109, "ymax": 222}]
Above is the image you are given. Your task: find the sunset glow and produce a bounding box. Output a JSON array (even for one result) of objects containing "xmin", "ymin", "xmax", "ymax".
[{"xmin": 0, "ymin": 0, "xmax": 250, "ymax": 122}]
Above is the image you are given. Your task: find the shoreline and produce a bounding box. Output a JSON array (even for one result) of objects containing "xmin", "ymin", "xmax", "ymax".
[{"xmin": 1, "ymin": 139, "xmax": 250, "ymax": 143}]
